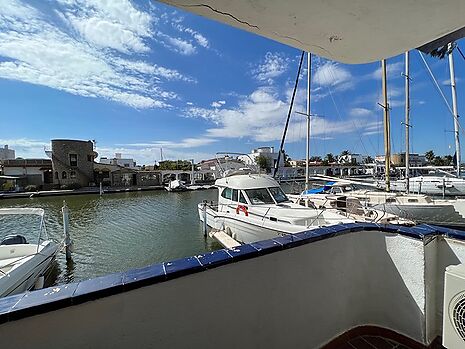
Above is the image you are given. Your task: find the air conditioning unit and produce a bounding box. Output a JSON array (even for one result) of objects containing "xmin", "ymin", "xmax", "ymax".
[{"xmin": 443, "ymin": 263, "xmax": 465, "ymax": 348}]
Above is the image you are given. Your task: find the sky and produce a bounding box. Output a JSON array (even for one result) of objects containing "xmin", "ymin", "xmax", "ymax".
[{"xmin": 1, "ymin": 0, "xmax": 465, "ymax": 165}]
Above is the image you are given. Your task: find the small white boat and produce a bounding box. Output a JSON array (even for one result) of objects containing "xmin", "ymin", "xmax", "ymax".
[
  {"xmin": 388, "ymin": 172, "xmax": 465, "ymax": 196},
  {"xmin": 165, "ymin": 179, "xmax": 187, "ymax": 192},
  {"xmin": 198, "ymin": 173, "xmax": 353, "ymax": 244},
  {"xmin": 0, "ymin": 208, "xmax": 60, "ymax": 297}
]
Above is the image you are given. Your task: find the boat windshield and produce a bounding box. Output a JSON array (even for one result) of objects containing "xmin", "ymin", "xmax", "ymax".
[
  {"xmin": 245, "ymin": 188, "xmax": 275, "ymax": 205},
  {"xmin": 269, "ymin": 187, "xmax": 289, "ymax": 203}
]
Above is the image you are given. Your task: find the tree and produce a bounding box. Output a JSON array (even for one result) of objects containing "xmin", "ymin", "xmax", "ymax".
[
  {"xmin": 340, "ymin": 150, "xmax": 350, "ymax": 156},
  {"xmin": 443, "ymin": 155, "xmax": 453, "ymax": 166},
  {"xmin": 364, "ymin": 156, "xmax": 374, "ymax": 164},
  {"xmin": 324, "ymin": 153, "xmax": 335, "ymax": 164},
  {"xmin": 309, "ymin": 156, "xmax": 322, "ymax": 163},
  {"xmin": 255, "ymin": 155, "xmax": 269, "ymax": 171},
  {"xmin": 425, "ymin": 150, "xmax": 435, "ymax": 163}
]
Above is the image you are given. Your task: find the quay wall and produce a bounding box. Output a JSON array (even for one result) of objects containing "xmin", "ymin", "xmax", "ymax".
[{"xmin": 2, "ymin": 225, "xmax": 464, "ymax": 348}]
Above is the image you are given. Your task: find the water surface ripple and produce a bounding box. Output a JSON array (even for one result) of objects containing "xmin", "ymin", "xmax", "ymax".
[{"xmin": 0, "ymin": 189, "xmax": 220, "ymax": 286}]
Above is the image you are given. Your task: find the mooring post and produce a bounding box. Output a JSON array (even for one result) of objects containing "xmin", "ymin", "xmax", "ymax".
[
  {"xmin": 443, "ymin": 177, "xmax": 446, "ymax": 198},
  {"xmin": 99, "ymin": 182, "xmax": 103, "ymax": 196},
  {"xmin": 62, "ymin": 200, "xmax": 72, "ymax": 260},
  {"xmin": 202, "ymin": 201, "xmax": 208, "ymax": 237}
]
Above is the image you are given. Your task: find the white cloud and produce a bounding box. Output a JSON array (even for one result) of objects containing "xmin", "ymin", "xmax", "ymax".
[
  {"xmin": 102, "ymin": 146, "xmax": 214, "ymax": 163},
  {"xmin": 184, "ymin": 87, "xmax": 379, "ymax": 143},
  {"xmin": 0, "ymin": 0, "xmax": 191, "ymax": 109},
  {"xmin": 0, "ymin": 138, "xmax": 49, "ymax": 158},
  {"xmin": 122, "ymin": 137, "xmax": 217, "ymax": 149},
  {"xmin": 173, "ymin": 23, "xmax": 209, "ymax": 48},
  {"xmin": 349, "ymin": 108, "xmax": 372, "ymax": 117},
  {"xmin": 370, "ymin": 61, "xmax": 404, "ymax": 80},
  {"xmin": 253, "ymin": 52, "xmax": 289, "ymax": 83},
  {"xmin": 210, "ymin": 100, "xmax": 226, "ymax": 108},
  {"xmin": 156, "ymin": 32, "xmax": 196, "ymax": 55},
  {"xmin": 313, "ymin": 61, "xmax": 353, "ymax": 91}
]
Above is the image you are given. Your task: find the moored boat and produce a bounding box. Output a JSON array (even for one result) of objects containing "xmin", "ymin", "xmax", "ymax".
[
  {"xmin": 0, "ymin": 208, "xmax": 60, "ymax": 297},
  {"xmin": 198, "ymin": 173, "xmax": 353, "ymax": 244}
]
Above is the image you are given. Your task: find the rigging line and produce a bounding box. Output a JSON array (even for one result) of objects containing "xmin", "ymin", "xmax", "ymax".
[
  {"xmin": 417, "ymin": 51, "xmax": 465, "ymax": 137},
  {"xmin": 324, "ymin": 65, "xmax": 374, "ymax": 156},
  {"xmin": 273, "ymin": 50, "xmax": 305, "ymax": 178},
  {"xmin": 457, "ymin": 46, "xmax": 465, "ymax": 62}
]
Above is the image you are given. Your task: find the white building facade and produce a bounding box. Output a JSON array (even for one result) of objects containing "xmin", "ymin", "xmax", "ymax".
[
  {"xmin": 100, "ymin": 153, "xmax": 138, "ymax": 169},
  {"xmin": 238, "ymin": 147, "xmax": 284, "ymax": 170}
]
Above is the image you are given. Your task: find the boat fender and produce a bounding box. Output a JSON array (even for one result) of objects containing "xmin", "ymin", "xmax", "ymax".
[{"xmin": 236, "ymin": 205, "xmax": 249, "ymax": 216}]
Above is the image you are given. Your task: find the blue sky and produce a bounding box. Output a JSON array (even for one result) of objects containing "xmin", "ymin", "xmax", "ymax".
[{"xmin": 1, "ymin": 0, "xmax": 465, "ymax": 164}]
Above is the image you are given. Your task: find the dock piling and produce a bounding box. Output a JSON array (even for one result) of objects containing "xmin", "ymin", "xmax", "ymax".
[
  {"xmin": 202, "ymin": 201, "xmax": 208, "ymax": 237},
  {"xmin": 62, "ymin": 200, "xmax": 73, "ymax": 260}
]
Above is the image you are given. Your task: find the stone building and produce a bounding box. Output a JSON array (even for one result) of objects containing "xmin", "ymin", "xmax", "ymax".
[
  {"xmin": 51, "ymin": 139, "xmax": 95, "ymax": 187},
  {"xmin": 0, "ymin": 145, "xmax": 15, "ymax": 161}
]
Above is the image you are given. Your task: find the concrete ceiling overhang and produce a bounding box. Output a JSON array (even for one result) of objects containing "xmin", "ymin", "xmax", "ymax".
[{"xmin": 159, "ymin": 0, "xmax": 465, "ymax": 64}]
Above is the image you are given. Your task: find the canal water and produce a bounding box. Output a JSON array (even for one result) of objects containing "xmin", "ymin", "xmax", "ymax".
[{"xmin": 0, "ymin": 189, "xmax": 220, "ymax": 286}]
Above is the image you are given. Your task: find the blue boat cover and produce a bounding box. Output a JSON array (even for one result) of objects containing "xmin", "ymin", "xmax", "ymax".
[{"xmin": 301, "ymin": 181, "xmax": 336, "ymax": 195}]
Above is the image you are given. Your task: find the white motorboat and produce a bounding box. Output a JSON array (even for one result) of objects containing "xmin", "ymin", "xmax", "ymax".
[
  {"xmin": 388, "ymin": 171, "xmax": 465, "ymax": 196},
  {"xmin": 198, "ymin": 173, "xmax": 353, "ymax": 244},
  {"xmin": 165, "ymin": 179, "xmax": 187, "ymax": 192},
  {"xmin": 0, "ymin": 208, "xmax": 60, "ymax": 297}
]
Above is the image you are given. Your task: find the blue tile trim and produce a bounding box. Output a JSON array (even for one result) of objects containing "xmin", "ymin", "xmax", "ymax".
[
  {"xmin": 10, "ymin": 284, "xmax": 77, "ymax": 321},
  {"xmin": 163, "ymin": 256, "xmax": 204, "ymax": 279},
  {"xmin": 197, "ymin": 249, "xmax": 233, "ymax": 269},
  {"xmin": 122, "ymin": 263, "xmax": 166, "ymax": 290},
  {"xmin": 73, "ymin": 272, "xmax": 124, "ymax": 305},
  {"xmin": 1, "ymin": 222, "xmax": 465, "ymax": 323}
]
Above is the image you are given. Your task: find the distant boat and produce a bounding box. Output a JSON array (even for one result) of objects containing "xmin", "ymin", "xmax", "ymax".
[
  {"xmin": 388, "ymin": 170, "xmax": 465, "ymax": 196},
  {"xmin": 165, "ymin": 179, "xmax": 187, "ymax": 192},
  {"xmin": 0, "ymin": 208, "xmax": 60, "ymax": 297}
]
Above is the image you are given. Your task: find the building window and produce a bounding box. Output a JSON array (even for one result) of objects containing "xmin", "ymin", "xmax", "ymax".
[
  {"xmin": 55, "ymin": 171, "xmax": 58, "ymax": 179},
  {"xmin": 62, "ymin": 171, "xmax": 67, "ymax": 179},
  {"xmin": 69, "ymin": 154, "xmax": 78, "ymax": 167},
  {"xmin": 70, "ymin": 171, "xmax": 76, "ymax": 179},
  {"xmin": 87, "ymin": 154, "xmax": 93, "ymax": 162}
]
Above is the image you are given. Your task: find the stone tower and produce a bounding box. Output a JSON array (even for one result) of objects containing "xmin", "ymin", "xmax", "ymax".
[{"xmin": 51, "ymin": 139, "xmax": 95, "ymax": 187}]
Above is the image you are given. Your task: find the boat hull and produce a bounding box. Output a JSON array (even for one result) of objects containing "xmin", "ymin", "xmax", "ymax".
[
  {"xmin": 198, "ymin": 204, "xmax": 307, "ymax": 244},
  {"xmin": 0, "ymin": 241, "xmax": 59, "ymax": 297}
]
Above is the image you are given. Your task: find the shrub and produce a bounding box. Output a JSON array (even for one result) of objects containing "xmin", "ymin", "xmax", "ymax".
[
  {"xmin": 1, "ymin": 182, "xmax": 14, "ymax": 191},
  {"xmin": 60, "ymin": 183, "xmax": 81, "ymax": 190}
]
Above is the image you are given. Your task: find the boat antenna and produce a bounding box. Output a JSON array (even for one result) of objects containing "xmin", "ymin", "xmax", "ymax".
[{"xmin": 273, "ymin": 51, "xmax": 305, "ymax": 178}]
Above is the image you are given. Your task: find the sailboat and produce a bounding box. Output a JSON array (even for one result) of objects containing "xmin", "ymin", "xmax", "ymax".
[
  {"xmin": 389, "ymin": 45, "xmax": 465, "ymax": 196},
  {"xmin": 296, "ymin": 52, "xmax": 465, "ymax": 228}
]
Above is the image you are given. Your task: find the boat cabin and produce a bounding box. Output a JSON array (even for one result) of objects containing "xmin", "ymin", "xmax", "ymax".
[{"xmin": 215, "ymin": 174, "xmax": 289, "ymax": 206}]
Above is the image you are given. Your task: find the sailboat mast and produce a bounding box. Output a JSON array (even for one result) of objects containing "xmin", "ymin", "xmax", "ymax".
[
  {"xmin": 448, "ymin": 43, "xmax": 461, "ymax": 177},
  {"xmin": 381, "ymin": 59, "xmax": 391, "ymax": 192},
  {"xmin": 404, "ymin": 52, "xmax": 410, "ymax": 193},
  {"xmin": 305, "ymin": 52, "xmax": 311, "ymax": 191}
]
